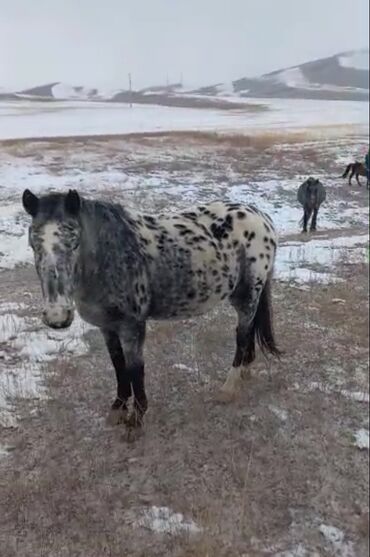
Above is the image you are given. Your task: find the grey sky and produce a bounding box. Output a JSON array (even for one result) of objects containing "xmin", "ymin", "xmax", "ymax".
[{"xmin": 0, "ymin": 0, "xmax": 368, "ymax": 90}]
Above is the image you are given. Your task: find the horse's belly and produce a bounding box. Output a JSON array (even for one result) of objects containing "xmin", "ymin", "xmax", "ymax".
[
  {"xmin": 149, "ymin": 290, "xmax": 225, "ymax": 320},
  {"xmin": 148, "ymin": 262, "xmax": 239, "ymax": 320}
]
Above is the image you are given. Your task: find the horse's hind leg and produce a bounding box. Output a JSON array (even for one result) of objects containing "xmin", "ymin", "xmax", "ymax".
[
  {"xmin": 103, "ymin": 329, "xmax": 132, "ymax": 425},
  {"xmin": 119, "ymin": 322, "xmax": 148, "ymax": 432},
  {"xmin": 216, "ymin": 287, "xmax": 260, "ymax": 403},
  {"xmin": 349, "ymin": 170, "xmax": 353, "ymax": 186},
  {"xmin": 356, "ymin": 173, "xmax": 362, "ymax": 187}
]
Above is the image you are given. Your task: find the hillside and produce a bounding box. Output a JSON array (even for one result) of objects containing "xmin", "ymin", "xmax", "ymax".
[
  {"xmin": 195, "ymin": 49, "xmax": 369, "ymax": 101},
  {"xmin": 3, "ymin": 49, "xmax": 368, "ymax": 104}
]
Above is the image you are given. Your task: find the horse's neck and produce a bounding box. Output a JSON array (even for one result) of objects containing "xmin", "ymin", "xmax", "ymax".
[{"xmin": 77, "ymin": 200, "xmax": 136, "ymax": 276}]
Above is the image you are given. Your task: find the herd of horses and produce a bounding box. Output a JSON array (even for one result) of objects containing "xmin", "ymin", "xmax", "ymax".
[{"xmin": 20, "ymin": 158, "xmax": 368, "ymax": 436}]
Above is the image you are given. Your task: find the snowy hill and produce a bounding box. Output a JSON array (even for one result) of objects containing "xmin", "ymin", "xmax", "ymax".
[
  {"xmin": 16, "ymin": 82, "xmax": 119, "ymax": 100},
  {"xmin": 195, "ymin": 49, "xmax": 369, "ymax": 101},
  {"xmin": 4, "ymin": 49, "xmax": 368, "ymax": 104}
]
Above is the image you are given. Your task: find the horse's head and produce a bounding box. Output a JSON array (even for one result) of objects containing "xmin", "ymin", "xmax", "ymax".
[
  {"xmin": 22, "ymin": 189, "xmax": 82, "ymax": 329},
  {"xmin": 305, "ymin": 177, "xmax": 322, "ymax": 202}
]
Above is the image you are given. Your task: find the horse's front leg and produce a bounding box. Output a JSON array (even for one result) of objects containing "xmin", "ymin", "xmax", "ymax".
[
  {"xmin": 120, "ymin": 322, "xmax": 148, "ymax": 433},
  {"xmin": 102, "ymin": 329, "xmax": 131, "ymax": 425},
  {"xmin": 310, "ymin": 207, "xmax": 319, "ymax": 231},
  {"xmin": 302, "ymin": 207, "xmax": 311, "ymax": 233},
  {"xmin": 356, "ymin": 173, "xmax": 362, "ymax": 187}
]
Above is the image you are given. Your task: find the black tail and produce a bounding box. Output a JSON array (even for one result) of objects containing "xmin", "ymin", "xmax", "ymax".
[
  {"xmin": 342, "ymin": 164, "xmax": 352, "ymax": 178},
  {"xmin": 253, "ymin": 276, "xmax": 282, "ymax": 358}
]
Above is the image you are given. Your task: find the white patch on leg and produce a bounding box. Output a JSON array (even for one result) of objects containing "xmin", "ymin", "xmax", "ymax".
[
  {"xmin": 216, "ymin": 366, "xmax": 242, "ymax": 403},
  {"xmin": 240, "ymin": 366, "xmax": 251, "ymax": 380}
]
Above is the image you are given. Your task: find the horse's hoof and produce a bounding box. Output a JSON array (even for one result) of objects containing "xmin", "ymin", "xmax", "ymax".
[
  {"xmin": 125, "ymin": 425, "xmax": 143, "ymax": 443},
  {"xmin": 214, "ymin": 389, "xmax": 237, "ymax": 404},
  {"xmin": 240, "ymin": 367, "xmax": 251, "ymax": 380},
  {"xmin": 106, "ymin": 405, "xmax": 129, "ymax": 426},
  {"xmin": 126, "ymin": 410, "xmax": 143, "ymax": 429},
  {"xmin": 124, "ymin": 411, "xmax": 144, "ymax": 442}
]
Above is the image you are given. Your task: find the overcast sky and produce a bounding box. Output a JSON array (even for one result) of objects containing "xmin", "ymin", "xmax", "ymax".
[{"xmin": 0, "ymin": 0, "xmax": 368, "ymax": 90}]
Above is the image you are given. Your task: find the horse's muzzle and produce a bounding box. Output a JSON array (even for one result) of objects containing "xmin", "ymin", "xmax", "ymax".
[{"xmin": 42, "ymin": 307, "xmax": 74, "ymax": 329}]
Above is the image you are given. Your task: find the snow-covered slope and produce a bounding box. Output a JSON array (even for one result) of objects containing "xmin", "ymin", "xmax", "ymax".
[
  {"xmin": 196, "ymin": 49, "xmax": 369, "ymax": 101},
  {"xmin": 5, "ymin": 49, "xmax": 369, "ymax": 104},
  {"xmin": 339, "ymin": 49, "xmax": 369, "ymax": 71},
  {"xmin": 16, "ymin": 82, "xmax": 123, "ymax": 101}
]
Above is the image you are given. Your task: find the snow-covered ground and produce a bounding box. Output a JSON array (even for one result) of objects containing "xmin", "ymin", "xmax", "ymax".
[
  {"xmin": 0, "ymin": 98, "xmax": 368, "ymax": 140},
  {"xmin": 0, "ymin": 300, "xmax": 92, "ymax": 427},
  {"xmin": 0, "ymin": 100, "xmax": 368, "ymax": 435}
]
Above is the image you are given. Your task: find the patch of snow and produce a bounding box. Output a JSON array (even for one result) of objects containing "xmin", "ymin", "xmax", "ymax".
[
  {"xmin": 0, "ymin": 314, "xmax": 26, "ymax": 343},
  {"xmin": 52, "ymin": 83, "xmax": 101, "ymax": 101},
  {"xmin": 136, "ymin": 506, "xmax": 201, "ymax": 535},
  {"xmin": 274, "ymin": 544, "xmax": 308, "ymax": 557},
  {"xmin": 0, "ymin": 312, "xmax": 92, "ymax": 427},
  {"xmin": 269, "ymin": 405, "xmax": 288, "ymax": 422},
  {"xmin": 12, "ymin": 318, "xmax": 91, "ymax": 363},
  {"xmin": 276, "ymin": 235, "xmax": 368, "ymax": 286},
  {"xmin": 305, "ymin": 382, "xmax": 369, "ymax": 403},
  {"xmin": 0, "ymin": 444, "xmax": 12, "ymax": 458},
  {"xmin": 173, "ymin": 363, "xmax": 194, "ymax": 372},
  {"xmin": 339, "ymin": 50, "xmax": 369, "ymax": 71},
  {"xmin": 0, "ymin": 362, "xmax": 47, "ymax": 427},
  {"xmin": 0, "ymin": 302, "xmax": 26, "ymax": 313},
  {"xmin": 0, "ymin": 202, "xmax": 32, "ymax": 269},
  {"xmin": 214, "ymin": 82, "xmax": 237, "ymax": 96},
  {"xmin": 276, "ymin": 67, "xmax": 309, "ymax": 88},
  {"xmin": 354, "ymin": 428, "xmax": 369, "ymax": 450},
  {"xmin": 319, "ymin": 524, "xmax": 355, "ymax": 557}
]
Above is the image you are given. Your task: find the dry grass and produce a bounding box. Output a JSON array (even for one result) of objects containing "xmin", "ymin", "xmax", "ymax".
[
  {"xmin": 0, "ymin": 262, "xmax": 368, "ymax": 557},
  {"xmin": 0, "ymin": 135, "xmax": 369, "ymax": 556},
  {"xmin": 0, "ymin": 128, "xmax": 346, "ymax": 153}
]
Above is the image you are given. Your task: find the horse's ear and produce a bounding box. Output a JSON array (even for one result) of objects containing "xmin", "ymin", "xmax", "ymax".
[
  {"xmin": 65, "ymin": 189, "xmax": 81, "ymax": 216},
  {"xmin": 22, "ymin": 189, "xmax": 39, "ymax": 217}
]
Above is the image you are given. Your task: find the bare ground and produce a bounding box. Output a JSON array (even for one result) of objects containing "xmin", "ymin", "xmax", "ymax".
[{"xmin": 0, "ymin": 132, "xmax": 369, "ymax": 556}]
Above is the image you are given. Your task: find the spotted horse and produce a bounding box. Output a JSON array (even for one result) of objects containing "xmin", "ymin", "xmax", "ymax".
[{"xmin": 22, "ymin": 189, "xmax": 281, "ymax": 436}]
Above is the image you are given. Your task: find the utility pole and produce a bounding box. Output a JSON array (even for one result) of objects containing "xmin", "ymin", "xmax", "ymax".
[{"xmin": 128, "ymin": 73, "xmax": 132, "ymax": 108}]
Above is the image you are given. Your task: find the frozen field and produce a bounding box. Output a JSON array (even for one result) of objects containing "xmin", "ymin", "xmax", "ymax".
[
  {"xmin": 0, "ymin": 102, "xmax": 369, "ymax": 556},
  {"xmin": 0, "ymin": 97, "xmax": 368, "ymax": 140}
]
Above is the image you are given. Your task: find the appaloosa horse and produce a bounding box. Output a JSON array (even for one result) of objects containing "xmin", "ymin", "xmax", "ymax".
[
  {"xmin": 342, "ymin": 162, "xmax": 369, "ymax": 188},
  {"xmin": 22, "ymin": 189, "xmax": 280, "ymax": 435},
  {"xmin": 297, "ymin": 177, "xmax": 326, "ymax": 233}
]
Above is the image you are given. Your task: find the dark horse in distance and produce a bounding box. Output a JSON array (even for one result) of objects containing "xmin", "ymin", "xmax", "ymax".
[
  {"xmin": 342, "ymin": 162, "xmax": 369, "ymax": 188},
  {"xmin": 297, "ymin": 177, "xmax": 326, "ymax": 233},
  {"xmin": 22, "ymin": 189, "xmax": 280, "ymax": 437}
]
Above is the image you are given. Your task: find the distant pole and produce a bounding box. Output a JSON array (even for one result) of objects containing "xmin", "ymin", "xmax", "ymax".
[
  {"xmin": 128, "ymin": 73, "xmax": 132, "ymax": 108},
  {"xmin": 180, "ymin": 72, "xmax": 183, "ymax": 86}
]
